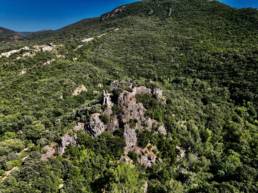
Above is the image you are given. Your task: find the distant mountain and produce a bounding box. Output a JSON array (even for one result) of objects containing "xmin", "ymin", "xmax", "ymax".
[
  {"xmin": 0, "ymin": 27, "xmax": 23, "ymax": 41},
  {"xmin": 0, "ymin": 27, "xmax": 56, "ymax": 43}
]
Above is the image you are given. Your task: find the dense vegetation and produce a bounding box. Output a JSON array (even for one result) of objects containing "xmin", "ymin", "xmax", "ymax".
[{"xmin": 0, "ymin": 0, "xmax": 257, "ymax": 192}]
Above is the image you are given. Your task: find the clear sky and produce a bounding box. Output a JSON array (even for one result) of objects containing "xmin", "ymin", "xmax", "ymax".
[
  {"xmin": 0, "ymin": 0, "xmax": 138, "ymax": 32},
  {"xmin": 0, "ymin": 0, "xmax": 257, "ymax": 32},
  {"xmin": 220, "ymin": 0, "xmax": 258, "ymax": 8}
]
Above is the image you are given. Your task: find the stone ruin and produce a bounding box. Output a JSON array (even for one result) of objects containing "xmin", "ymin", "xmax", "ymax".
[
  {"xmin": 103, "ymin": 90, "xmax": 113, "ymax": 108},
  {"xmin": 42, "ymin": 81, "xmax": 167, "ymax": 168},
  {"xmin": 84, "ymin": 81, "xmax": 167, "ymax": 167},
  {"xmin": 86, "ymin": 83, "xmax": 166, "ymax": 137}
]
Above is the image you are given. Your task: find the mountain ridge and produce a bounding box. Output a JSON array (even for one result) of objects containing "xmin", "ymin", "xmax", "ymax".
[
  {"xmin": 0, "ymin": 27, "xmax": 23, "ymax": 41},
  {"xmin": 1, "ymin": 0, "xmax": 257, "ymax": 41}
]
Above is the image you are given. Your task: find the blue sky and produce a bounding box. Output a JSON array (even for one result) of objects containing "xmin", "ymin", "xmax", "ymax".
[
  {"xmin": 0, "ymin": 0, "xmax": 137, "ymax": 32},
  {"xmin": 220, "ymin": 0, "xmax": 258, "ymax": 8},
  {"xmin": 0, "ymin": 0, "xmax": 257, "ymax": 32}
]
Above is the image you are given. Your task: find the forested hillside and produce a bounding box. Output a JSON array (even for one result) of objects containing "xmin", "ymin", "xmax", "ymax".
[{"xmin": 0, "ymin": 0, "xmax": 257, "ymax": 192}]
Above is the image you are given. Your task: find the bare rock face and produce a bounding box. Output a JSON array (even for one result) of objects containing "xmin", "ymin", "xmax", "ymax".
[
  {"xmin": 106, "ymin": 116, "xmax": 119, "ymax": 132},
  {"xmin": 124, "ymin": 126, "xmax": 137, "ymax": 152},
  {"xmin": 72, "ymin": 85, "xmax": 87, "ymax": 96},
  {"xmin": 101, "ymin": 6, "xmax": 126, "ymax": 21},
  {"xmin": 81, "ymin": 37, "xmax": 94, "ymax": 43},
  {"xmin": 117, "ymin": 86, "xmax": 166, "ymax": 135},
  {"xmin": 138, "ymin": 144, "xmax": 158, "ymax": 168},
  {"xmin": 126, "ymin": 144, "xmax": 158, "ymax": 168},
  {"xmin": 86, "ymin": 113, "xmax": 106, "ymax": 137},
  {"xmin": 59, "ymin": 134, "xmax": 76, "ymax": 155},
  {"xmin": 153, "ymin": 88, "xmax": 163, "ymax": 99},
  {"xmin": 85, "ymin": 84, "xmax": 161, "ymax": 137},
  {"xmin": 0, "ymin": 46, "xmax": 30, "ymax": 58},
  {"xmin": 118, "ymin": 90, "xmax": 146, "ymax": 125},
  {"xmin": 84, "ymin": 81, "xmax": 166, "ymax": 167},
  {"xmin": 33, "ymin": 44, "xmax": 56, "ymax": 52},
  {"xmin": 41, "ymin": 143, "xmax": 57, "ymax": 161},
  {"xmin": 19, "ymin": 69, "xmax": 27, "ymax": 76},
  {"xmin": 41, "ymin": 134, "xmax": 77, "ymax": 160},
  {"xmin": 73, "ymin": 122, "xmax": 85, "ymax": 132},
  {"xmin": 145, "ymin": 118, "xmax": 158, "ymax": 131},
  {"xmin": 43, "ymin": 59, "xmax": 55, "ymax": 66},
  {"xmin": 176, "ymin": 146, "xmax": 186, "ymax": 161},
  {"xmin": 158, "ymin": 125, "xmax": 167, "ymax": 135}
]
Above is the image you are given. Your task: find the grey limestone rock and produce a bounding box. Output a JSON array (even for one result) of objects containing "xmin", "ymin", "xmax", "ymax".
[
  {"xmin": 59, "ymin": 134, "xmax": 76, "ymax": 155},
  {"xmin": 86, "ymin": 113, "xmax": 107, "ymax": 137}
]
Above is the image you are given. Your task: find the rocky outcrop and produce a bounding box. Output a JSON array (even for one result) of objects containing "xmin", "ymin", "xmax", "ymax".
[
  {"xmin": 157, "ymin": 125, "xmax": 167, "ymax": 135},
  {"xmin": 124, "ymin": 126, "xmax": 137, "ymax": 151},
  {"xmin": 85, "ymin": 83, "xmax": 165, "ymax": 136},
  {"xmin": 84, "ymin": 81, "xmax": 166, "ymax": 167},
  {"xmin": 118, "ymin": 85, "xmax": 165, "ymax": 135},
  {"xmin": 41, "ymin": 133, "xmax": 77, "ymax": 161},
  {"xmin": 58, "ymin": 134, "xmax": 76, "ymax": 155},
  {"xmin": 123, "ymin": 144, "xmax": 158, "ymax": 168},
  {"xmin": 72, "ymin": 84, "xmax": 87, "ymax": 96},
  {"xmin": 101, "ymin": 6, "xmax": 126, "ymax": 21},
  {"xmin": 81, "ymin": 37, "xmax": 94, "ymax": 43},
  {"xmin": 0, "ymin": 46, "xmax": 30, "ymax": 58},
  {"xmin": 176, "ymin": 146, "xmax": 186, "ymax": 162},
  {"xmin": 118, "ymin": 90, "xmax": 146, "ymax": 125},
  {"xmin": 40, "ymin": 82, "xmax": 165, "ymax": 167},
  {"xmin": 41, "ymin": 143, "xmax": 57, "ymax": 161},
  {"xmin": 152, "ymin": 88, "xmax": 162, "ymax": 99},
  {"xmin": 40, "ymin": 133, "xmax": 78, "ymax": 162},
  {"xmin": 33, "ymin": 43, "xmax": 56, "ymax": 52},
  {"xmin": 86, "ymin": 113, "xmax": 107, "ymax": 137},
  {"xmin": 43, "ymin": 59, "xmax": 56, "ymax": 66},
  {"xmin": 19, "ymin": 69, "xmax": 27, "ymax": 76},
  {"xmin": 73, "ymin": 122, "xmax": 85, "ymax": 132},
  {"xmin": 138, "ymin": 144, "xmax": 157, "ymax": 168},
  {"xmin": 106, "ymin": 116, "xmax": 119, "ymax": 132},
  {"xmin": 0, "ymin": 43, "xmax": 61, "ymax": 60}
]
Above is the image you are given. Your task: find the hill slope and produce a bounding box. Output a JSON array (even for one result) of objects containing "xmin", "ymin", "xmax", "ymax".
[
  {"xmin": 0, "ymin": 27, "xmax": 23, "ymax": 41},
  {"xmin": 0, "ymin": 0, "xmax": 257, "ymax": 192}
]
